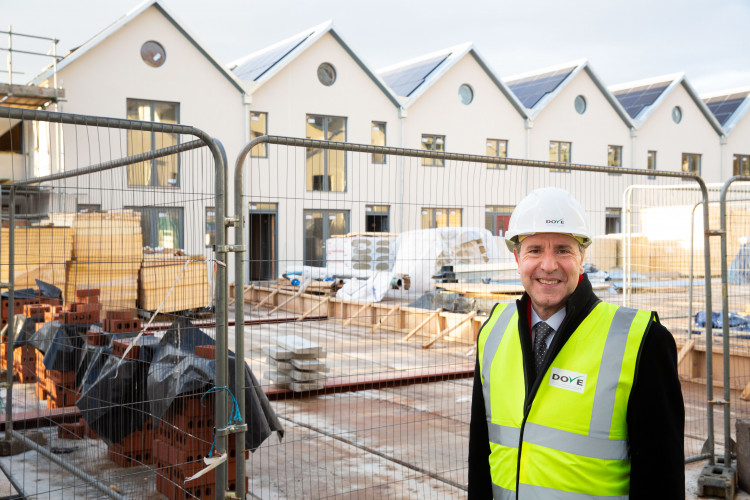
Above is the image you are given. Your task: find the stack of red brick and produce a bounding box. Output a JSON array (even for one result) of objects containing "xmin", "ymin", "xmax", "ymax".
[
  {"xmin": 107, "ymin": 419, "xmax": 155, "ymax": 467},
  {"xmin": 35, "ymin": 353, "xmax": 78, "ymax": 409},
  {"xmin": 84, "ymin": 310, "xmax": 142, "ymax": 348},
  {"xmin": 153, "ymin": 345, "xmax": 247, "ymax": 499},
  {"xmin": 0, "ymin": 294, "xmax": 60, "ymax": 379},
  {"xmin": 57, "ymin": 417, "xmax": 97, "ymax": 440}
]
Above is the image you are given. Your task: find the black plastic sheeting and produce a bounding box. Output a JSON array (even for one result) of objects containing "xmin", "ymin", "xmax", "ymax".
[
  {"xmin": 77, "ymin": 334, "xmax": 161, "ymax": 445},
  {"xmin": 76, "ymin": 317, "xmax": 283, "ymax": 450},
  {"xmin": 27, "ymin": 321, "xmax": 83, "ymax": 372},
  {"xmin": 147, "ymin": 317, "xmax": 284, "ymax": 451},
  {"xmin": 694, "ymin": 311, "xmax": 750, "ymax": 333}
]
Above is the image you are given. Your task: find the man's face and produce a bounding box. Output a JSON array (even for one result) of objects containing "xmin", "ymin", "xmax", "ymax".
[{"xmin": 514, "ymin": 232, "xmax": 585, "ymax": 320}]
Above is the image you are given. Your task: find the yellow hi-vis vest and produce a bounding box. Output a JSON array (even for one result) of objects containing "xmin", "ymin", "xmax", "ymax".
[{"xmin": 477, "ymin": 301, "xmax": 654, "ymax": 500}]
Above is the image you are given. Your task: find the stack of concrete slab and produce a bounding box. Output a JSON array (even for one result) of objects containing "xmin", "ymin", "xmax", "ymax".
[{"xmin": 263, "ymin": 334, "xmax": 327, "ymax": 392}]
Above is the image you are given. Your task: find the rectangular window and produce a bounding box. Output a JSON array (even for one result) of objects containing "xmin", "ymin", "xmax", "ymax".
[
  {"xmin": 126, "ymin": 98, "xmax": 179, "ymax": 187},
  {"xmin": 608, "ymin": 145, "xmax": 622, "ymax": 167},
  {"xmin": 485, "ymin": 205, "xmax": 514, "ymax": 237},
  {"xmin": 0, "ymin": 121, "xmax": 22, "ymax": 153},
  {"xmin": 366, "ymin": 205, "xmax": 389, "ymax": 232},
  {"xmin": 421, "ymin": 207, "xmax": 462, "ymax": 229},
  {"xmin": 605, "ymin": 208, "xmax": 621, "ymax": 234},
  {"xmin": 304, "ymin": 210, "xmax": 349, "ymax": 267},
  {"xmin": 250, "ymin": 111, "xmax": 268, "ymax": 158},
  {"xmin": 128, "ymin": 206, "xmax": 184, "ymax": 249},
  {"xmin": 681, "ymin": 153, "xmax": 701, "ymax": 176},
  {"xmin": 77, "ymin": 204, "xmax": 101, "ymax": 214},
  {"xmin": 205, "ymin": 206, "xmax": 216, "ymax": 247},
  {"xmin": 549, "ymin": 141, "xmax": 571, "ymax": 172},
  {"xmin": 647, "ymin": 150, "xmax": 657, "ymax": 179},
  {"xmin": 306, "ymin": 114, "xmax": 347, "ymax": 192},
  {"xmin": 371, "ymin": 121, "xmax": 386, "ymax": 164},
  {"xmin": 733, "ymin": 154, "xmax": 750, "ymax": 176},
  {"xmin": 486, "ymin": 139, "xmax": 508, "ymax": 169},
  {"xmin": 421, "ymin": 134, "xmax": 445, "ymax": 166}
]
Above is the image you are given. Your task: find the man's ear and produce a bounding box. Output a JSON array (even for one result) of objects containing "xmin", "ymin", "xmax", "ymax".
[
  {"xmin": 514, "ymin": 249, "xmax": 520, "ymax": 266},
  {"xmin": 579, "ymin": 249, "xmax": 586, "ymax": 274}
]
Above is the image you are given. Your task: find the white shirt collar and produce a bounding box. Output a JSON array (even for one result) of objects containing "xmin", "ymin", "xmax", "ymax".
[{"xmin": 531, "ymin": 306, "xmax": 566, "ymax": 332}]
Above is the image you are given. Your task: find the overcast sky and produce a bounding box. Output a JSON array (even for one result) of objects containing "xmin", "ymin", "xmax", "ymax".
[{"xmin": 3, "ymin": 0, "xmax": 750, "ymax": 94}]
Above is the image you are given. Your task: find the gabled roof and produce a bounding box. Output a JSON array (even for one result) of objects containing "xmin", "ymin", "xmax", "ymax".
[
  {"xmin": 377, "ymin": 43, "xmax": 527, "ymax": 118},
  {"xmin": 701, "ymin": 87, "xmax": 750, "ymax": 135},
  {"xmin": 609, "ymin": 74, "xmax": 724, "ymax": 135},
  {"xmin": 503, "ymin": 59, "xmax": 633, "ymax": 126},
  {"xmin": 30, "ymin": 0, "xmax": 247, "ymax": 94},
  {"xmin": 229, "ymin": 21, "xmax": 401, "ymax": 108}
]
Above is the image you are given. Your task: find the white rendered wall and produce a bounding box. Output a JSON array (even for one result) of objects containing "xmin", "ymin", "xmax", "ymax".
[{"xmin": 245, "ymin": 33, "xmax": 401, "ymax": 275}]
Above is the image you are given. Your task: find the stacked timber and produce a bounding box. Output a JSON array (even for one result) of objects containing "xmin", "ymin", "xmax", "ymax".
[
  {"xmin": 139, "ymin": 252, "xmax": 209, "ymax": 313},
  {"xmin": 65, "ymin": 211, "xmax": 142, "ymax": 312},
  {"xmin": 263, "ymin": 335, "xmax": 327, "ymax": 391},
  {"xmin": 277, "ymin": 276, "xmax": 343, "ymax": 296},
  {"xmin": 0, "ymin": 226, "xmax": 73, "ymax": 290}
]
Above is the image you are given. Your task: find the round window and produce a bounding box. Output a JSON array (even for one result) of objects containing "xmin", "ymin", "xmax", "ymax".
[
  {"xmin": 141, "ymin": 41, "xmax": 166, "ymax": 68},
  {"xmin": 458, "ymin": 84, "xmax": 474, "ymax": 105},
  {"xmin": 672, "ymin": 106, "xmax": 682, "ymax": 124},
  {"xmin": 317, "ymin": 63, "xmax": 336, "ymax": 86},
  {"xmin": 574, "ymin": 95, "xmax": 587, "ymax": 114}
]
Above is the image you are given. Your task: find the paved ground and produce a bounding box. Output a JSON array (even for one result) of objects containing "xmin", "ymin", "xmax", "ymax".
[{"xmin": 1, "ymin": 280, "xmax": 749, "ymax": 498}]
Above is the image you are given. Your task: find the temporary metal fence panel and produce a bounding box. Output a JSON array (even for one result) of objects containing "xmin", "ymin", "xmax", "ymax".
[
  {"xmin": 717, "ymin": 177, "xmax": 750, "ymax": 469},
  {"xmin": 0, "ymin": 106, "xmax": 268, "ymax": 500},
  {"xmin": 234, "ymin": 136, "xmax": 714, "ymax": 498}
]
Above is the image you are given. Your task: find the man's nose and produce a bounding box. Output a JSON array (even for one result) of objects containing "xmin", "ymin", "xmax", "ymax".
[{"xmin": 540, "ymin": 250, "xmax": 558, "ymax": 272}]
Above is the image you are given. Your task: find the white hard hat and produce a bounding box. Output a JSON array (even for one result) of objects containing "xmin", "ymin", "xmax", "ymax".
[{"xmin": 505, "ymin": 187, "xmax": 592, "ymax": 252}]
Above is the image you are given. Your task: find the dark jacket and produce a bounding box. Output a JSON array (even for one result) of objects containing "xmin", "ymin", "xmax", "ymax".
[{"xmin": 468, "ymin": 274, "xmax": 685, "ymax": 499}]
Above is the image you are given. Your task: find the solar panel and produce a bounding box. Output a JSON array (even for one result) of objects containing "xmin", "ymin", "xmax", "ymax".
[
  {"xmin": 506, "ymin": 66, "xmax": 577, "ymax": 109},
  {"xmin": 704, "ymin": 92, "xmax": 750, "ymax": 126},
  {"xmin": 612, "ymin": 82, "xmax": 671, "ymax": 119},
  {"xmin": 381, "ymin": 54, "xmax": 449, "ymax": 97},
  {"xmin": 233, "ymin": 31, "xmax": 315, "ymax": 81}
]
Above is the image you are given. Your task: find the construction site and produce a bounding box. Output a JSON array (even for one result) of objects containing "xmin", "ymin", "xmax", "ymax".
[
  {"xmin": 0, "ymin": 6, "xmax": 749, "ymax": 496},
  {"xmin": 0, "ymin": 102, "xmax": 748, "ymax": 500}
]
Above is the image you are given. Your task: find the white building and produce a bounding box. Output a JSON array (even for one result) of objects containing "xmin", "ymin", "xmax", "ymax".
[
  {"xmin": 378, "ymin": 43, "xmax": 527, "ymax": 237},
  {"xmin": 504, "ymin": 60, "xmax": 637, "ymax": 234},
  {"xmin": 703, "ymin": 88, "xmax": 750, "ymax": 178},
  {"xmin": 229, "ymin": 21, "xmax": 402, "ymax": 278},
  {"xmin": 609, "ymin": 74, "xmax": 725, "ymax": 183},
  {"xmin": 2, "ymin": 1, "xmax": 747, "ymax": 281},
  {"xmin": 29, "ymin": 0, "xmax": 247, "ymax": 258}
]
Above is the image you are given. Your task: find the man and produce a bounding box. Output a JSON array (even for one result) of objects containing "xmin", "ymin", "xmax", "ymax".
[{"xmin": 468, "ymin": 187, "xmax": 684, "ymax": 499}]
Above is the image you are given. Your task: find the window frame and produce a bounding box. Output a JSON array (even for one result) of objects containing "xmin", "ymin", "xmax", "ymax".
[
  {"xmin": 305, "ymin": 114, "xmax": 348, "ymax": 192},
  {"xmin": 486, "ymin": 138, "xmax": 508, "ymax": 170},
  {"xmin": 420, "ymin": 207, "xmax": 462, "ymax": 229},
  {"xmin": 647, "ymin": 150, "xmax": 657, "ymax": 179},
  {"xmin": 733, "ymin": 154, "xmax": 750, "ymax": 176},
  {"xmin": 681, "ymin": 152, "xmax": 702, "ymax": 176},
  {"xmin": 605, "ymin": 207, "xmax": 622, "ymax": 235},
  {"xmin": 607, "ymin": 145, "xmax": 623, "ymax": 176},
  {"xmin": 485, "ymin": 205, "xmax": 514, "ymax": 237},
  {"xmin": 365, "ymin": 204, "xmax": 390, "ymax": 232},
  {"xmin": 127, "ymin": 205, "xmax": 185, "ymax": 250},
  {"xmin": 205, "ymin": 206, "xmax": 216, "ymax": 247},
  {"xmin": 549, "ymin": 140, "xmax": 572, "ymax": 173},
  {"xmin": 126, "ymin": 98, "xmax": 181, "ymax": 188},
  {"xmin": 371, "ymin": 121, "xmax": 387, "ymax": 164},
  {"xmin": 421, "ymin": 134, "xmax": 445, "ymax": 167},
  {"xmin": 250, "ymin": 111, "xmax": 268, "ymax": 158}
]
